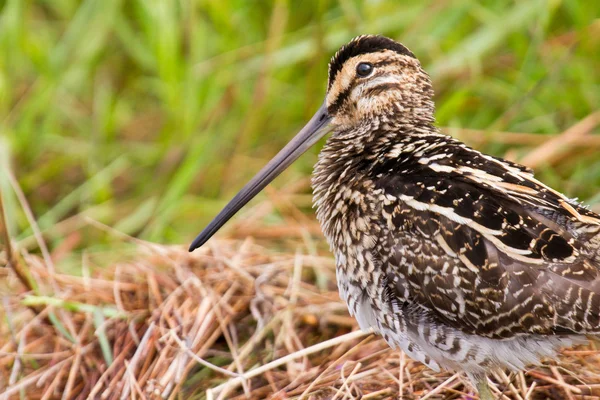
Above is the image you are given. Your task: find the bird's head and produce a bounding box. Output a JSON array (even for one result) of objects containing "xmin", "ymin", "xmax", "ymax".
[
  {"xmin": 189, "ymin": 35, "xmax": 431, "ymax": 251},
  {"xmin": 325, "ymin": 35, "xmax": 434, "ymax": 129}
]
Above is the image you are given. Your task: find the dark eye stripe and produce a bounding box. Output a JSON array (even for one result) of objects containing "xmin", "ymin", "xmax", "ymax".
[
  {"xmin": 327, "ymin": 89, "xmax": 351, "ymax": 116},
  {"xmin": 373, "ymin": 59, "xmax": 397, "ymax": 68}
]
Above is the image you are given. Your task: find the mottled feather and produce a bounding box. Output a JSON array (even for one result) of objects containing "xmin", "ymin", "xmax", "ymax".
[{"xmin": 313, "ymin": 35, "xmax": 600, "ymax": 375}]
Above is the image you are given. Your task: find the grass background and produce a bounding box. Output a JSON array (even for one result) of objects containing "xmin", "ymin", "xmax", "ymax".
[
  {"xmin": 1, "ymin": 1, "xmax": 600, "ymax": 398},
  {"xmin": 1, "ymin": 0, "xmax": 599, "ymax": 267}
]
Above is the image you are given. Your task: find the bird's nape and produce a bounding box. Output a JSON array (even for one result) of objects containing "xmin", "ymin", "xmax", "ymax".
[{"xmin": 188, "ymin": 102, "xmax": 331, "ymax": 251}]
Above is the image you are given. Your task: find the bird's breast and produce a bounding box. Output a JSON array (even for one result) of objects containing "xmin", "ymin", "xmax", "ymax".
[{"xmin": 311, "ymin": 152, "xmax": 388, "ymax": 279}]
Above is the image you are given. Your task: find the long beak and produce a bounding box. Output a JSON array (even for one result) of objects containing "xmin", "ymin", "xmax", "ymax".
[{"xmin": 189, "ymin": 102, "xmax": 331, "ymax": 252}]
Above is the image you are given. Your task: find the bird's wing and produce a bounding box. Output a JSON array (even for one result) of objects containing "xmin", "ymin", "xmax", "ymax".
[{"xmin": 375, "ymin": 145, "xmax": 600, "ymax": 338}]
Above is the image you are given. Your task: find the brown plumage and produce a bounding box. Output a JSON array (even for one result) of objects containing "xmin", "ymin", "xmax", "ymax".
[{"xmin": 190, "ymin": 35, "xmax": 600, "ymax": 398}]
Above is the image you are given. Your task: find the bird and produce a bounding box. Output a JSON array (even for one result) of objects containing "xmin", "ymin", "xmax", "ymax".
[{"xmin": 189, "ymin": 35, "xmax": 600, "ymax": 399}]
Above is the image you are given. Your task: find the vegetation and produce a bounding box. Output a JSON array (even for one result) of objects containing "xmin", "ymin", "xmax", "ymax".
[{"xmin": 1, "ymin": 0, "xmax": 599, "ymax": 398}]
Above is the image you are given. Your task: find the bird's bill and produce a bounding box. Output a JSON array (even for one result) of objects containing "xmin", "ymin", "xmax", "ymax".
[{"xmin": 189, "ymin": 102, "xmax": 332, "ymax": 252}]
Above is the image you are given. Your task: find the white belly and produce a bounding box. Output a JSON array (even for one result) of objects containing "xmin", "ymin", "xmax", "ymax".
[{"xmin": 337, "ymin": 267, "xmax": 581, "ymax": 375}]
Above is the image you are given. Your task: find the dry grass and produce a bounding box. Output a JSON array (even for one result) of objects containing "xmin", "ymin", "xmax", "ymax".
[{"xmin": 2, "ymin": 222, "xmax": 600, "ymax": 399}]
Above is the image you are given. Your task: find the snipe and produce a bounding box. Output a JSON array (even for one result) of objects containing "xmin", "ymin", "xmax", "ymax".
[{"xmin": 190, "ymin": 35, "xmax": 600, "ymax": 399}]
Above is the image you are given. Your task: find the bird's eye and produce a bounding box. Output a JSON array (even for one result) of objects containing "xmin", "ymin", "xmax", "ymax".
[{"xmin": 356, "ymin": 62, "xmax": 373, "ymax": 77}]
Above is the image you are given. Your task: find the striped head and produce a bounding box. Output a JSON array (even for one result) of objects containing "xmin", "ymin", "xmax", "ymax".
[{"xmin": 326, "ymin": 35, "xmax": 435, "ymax": 128}]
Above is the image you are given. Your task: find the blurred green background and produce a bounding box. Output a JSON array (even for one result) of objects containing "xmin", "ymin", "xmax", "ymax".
[{"xmin": 1, "ymin": 0, "xmax": 599, "ymax": 258}]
